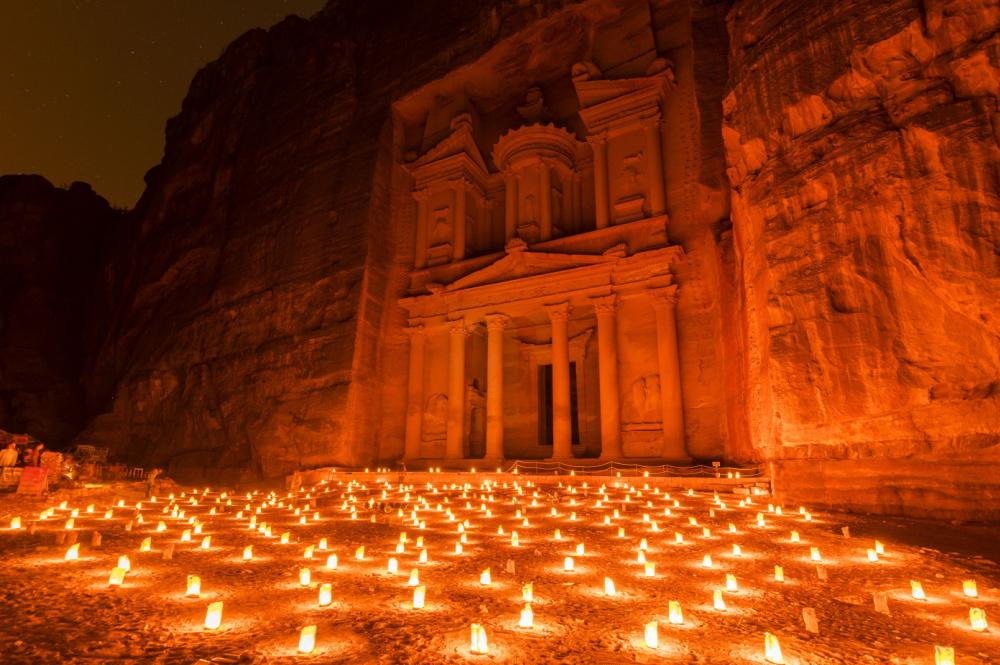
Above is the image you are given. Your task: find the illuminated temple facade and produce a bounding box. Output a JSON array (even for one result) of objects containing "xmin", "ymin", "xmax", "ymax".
[{"xmin": 397, "ymin": 63, "xmax": 691, "ymax": 464}]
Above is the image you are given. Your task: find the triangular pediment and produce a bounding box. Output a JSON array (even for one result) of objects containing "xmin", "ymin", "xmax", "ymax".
[
  {"xmin": 408, "ymin": 120, "xmax": 489, "ymax": 176},
  {"xmin": 446, "ymin": 250, "xmax": 616, "ymax": 292}
]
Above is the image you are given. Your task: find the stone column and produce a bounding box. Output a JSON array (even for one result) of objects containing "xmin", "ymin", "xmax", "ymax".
[
  {"xmin": 589, "ymin": 133, "xmax": 610, "ymax": 229},
  {"xmin": 413, "ymin": 188, "xmax": 429, "ymax": 269},
  {"xmin": 403, "ymin": 325, "xmax": 425, "ymax": 461},
  {"xmin": 503, "ymin": 169, "xmax": 518, "ymax": 241},
  {"xmin": 452, "ymin": 179, "xmax": 467, "ymax": 261},
  {"xmin": 484, "ymin": 314, "xmax": 510, "ymax": 462},
  {"xmin": 592, "ymin": 295, "xmax": 622, "ymax": 459},
  {"xmin": 642, "ymin": 116, "xmax": 666, "ymax": 216},
  {"xmin": 446, "ymin": 320, "xmax": 471, "ymax": 461},
  {"xmin": 544, "ymin": 302, "xmax": 572, "ymax": 459},
  {"xmin": 650, "ymin": 286, "xmax": 689, "ymax": 462},
  {"xmin": 539, "ymin": 159, "xmax": 553, "ymax": 241}
]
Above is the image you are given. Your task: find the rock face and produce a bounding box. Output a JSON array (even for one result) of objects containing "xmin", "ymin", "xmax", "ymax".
[
  {"xmin": 0, "ymin": 0, "xmax": 997, "ymax": 518},
  {"xmin": 722, "ymin": 0, "xmax": 1000, "ymax": 519},
  {"xmin": 0, "ymin": 176, "xmax": 120, "ymax": 445}
]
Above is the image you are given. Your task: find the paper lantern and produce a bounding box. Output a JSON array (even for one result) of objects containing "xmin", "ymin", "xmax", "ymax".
[
  {"xmin": 674, "ymin": 532, "xmax": 684, "ymax": 544},
  {"xmin": 511, "ymin": 532, "xmax": 519, "ymax": 547},
  {"xmin": 9, "ymin": 517, "xmax": 20, "ymax": 530},
  {"xmin": 637, "ymin": 550, "xmax": 646, "ymax": 564},
  {"xmin": 874, "ymin": 540, "xmax": 885, "ymax": 555},
  {"xmin": 728, "ymin": 523, "xmax": 736, "ymax": 533},
  {"xmin": 519, "ymin": 603, "xmax": 534, "ymax": 628},
  {"xmin": 645, "ymin": 562, "xmax": 656, "ymax": 577},
  {"xmin": 867, "ymin": 549, "xmax": 878, "ymax": 562},
  {"xmin": 618, "ymin": 527, "xmax": 625, "ymax": 538},
  {"xmin": 419, "ymin": 549, "xmax": 428, "ymax": 564},
  {"xmin": 140, "ymin": 537, "xmax": 152, "ymax": 552},
  {"xmin": 156, "ymin": 521, "xmax": 166, "ymax": 532},
  {"xmin": 318, "ymin": 538, "xmax": 328, "ymax": 550},
  {"xmin": 934, "ymin": 646, "xmax": 955, "ymax": 665},
  {"xmin": 108, "ymin": 567, "xmax": 126, "ymax": 587},
  {"xmin": 605, "ymin": 577, "xmax": 616, "ymax": 596},
  {"xmin": 564, "ymin": 556, "xmax": 575, "ymax": 572},
  {"xmin": 326, "ymin": 554, "xmax": 338, "ymax": 569},
  {"xmin": 181, "ymin": 529, "xmax": 191, "ymax": 542},
  {"xmin": 387, "ymin": 557, "xmax": 399, "ymax": 575},
  {"xmin": 668, "ymin": 600, "xmax": 683, "ymax": 624},
  {"xmin": 714, "ymin": 589, "xmax": 727, "ymax": 611},
  {"xmin": 522, "ymin": 582, "xmax": 533, "ymax": 603},
  {"xmin": 774, "ymin": 565, "xmax": 784, "ymax": 582},
  {"xmin": 64, "ymin": 544, "xmax": 80, "ymax": 561},
  {"xmin": 810, "ymin": 547, "xmax": 821, "ymax": 562},
  {"xmin": 764, "ymin": 632, "xmax": 783, "ymax": 664},
  {"xmin": 201, "ymin": 536, "xmax": 211, "ymax": 550},
  {"xmin": 554, "ymin": 529, "xmax": 562, "ymax": 541},
  {"xmin": 395, "ymin": 542, "xmax": 404, "ymax": 554},
  {"xmin": 116, "ymin": 554, "xmax": 131, "ymax": 572},
  {"xmin": 455, "ymin": 542, "xmax": 463, "ymax": 555},
  {"xmin": 702, "ymin": 555, "xmax": 713, "ymax": 568},
  {"xmin": 644, "ymin": 621, "xmax": 658, "ymax": 649},
  {"xmin": 186, "ymin": 575, "xmax": 201, "ymax": 597},
  {"xmin": 412, "ymin": 585, "xmax": 425, "ymax": 609},
  {"xmin": 969, "ymin": 608, "xmax": 988, "ymax": 632},
  {"xmin": 298, "ymin": 625, "xmax": 317, "ymax": 654},
  {"xmin": 243, "ymin": 545, "xmax": 253, "ymax": 561},
  {"xmin": 204, "ymin": 602, "xmax": 223, "ymax": 630},
  {"xmin": 480, "ymin": 568, "xmax": 491, "ymax": 585},
  {"xmin": 963, "ymin": 580, "xmax": 978, "ymax": 598},
  {"xmin": 790, "ymin": 531, "xmax": 799, "ymax": 543},
  {"xmin": 355, "ymin": 546, "xmax": 365, "ymax": 560},
  {"xmin": 732, "ymin": 544, "xmax": 742, "ymax": 556},
  {"xmin": 726, "ymin": 574, "xmax": 738, "ymax": 592},
  {"xmin": 639, "ymin": 538, "xmax": 648, "ymax": 551},
  {"xmin": 318, "ymin": 583, "xmax": 332, "ymax": 607},
  {"xmin": 469, "ymin": 624, "xmax": 488, "ymax": 654},
  {"xmin": 702, "ymin": 528, "xmax": 711, "ymax": 538},
  {"xmin": 911, "ymin": 580, "xmax": 926, "ymax": 600},
  {"xmin": 299, "ymin": 567, "xmax": 311, "ymax": 586},
  {"xmin": 280, "ymin": 532, "xmax": 290, "ymax": 544},
  {"xmin": 304, "ymin": 545, "xmax": 315, "ymax": 559}
]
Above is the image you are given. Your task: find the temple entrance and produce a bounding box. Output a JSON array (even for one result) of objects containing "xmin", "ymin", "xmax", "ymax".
[{"xmin": 538, "ymin": 361, "xmax": 580, "ymax": 447}]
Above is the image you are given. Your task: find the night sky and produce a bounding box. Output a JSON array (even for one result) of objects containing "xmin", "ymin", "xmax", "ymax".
[{"xmin": 1, "ymin": 0, "xmax": 327, "ymax": 209}]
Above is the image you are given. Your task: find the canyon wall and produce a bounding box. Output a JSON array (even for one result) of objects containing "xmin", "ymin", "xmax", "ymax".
[
  {"xmin": 723, "ymin": 0, "xmax": 1000, "ymax": 519},
  {"xmin": 0, "ymin": 176, "xmax": 120, "ymax": 445}
]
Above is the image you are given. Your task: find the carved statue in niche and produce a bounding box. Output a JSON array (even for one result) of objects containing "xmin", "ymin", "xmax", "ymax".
[
  {"xmin": 521, "ymin": 194, "xmax": 536, "ymax": 224},
  {"xmin": 430, "ymin": 208, "xmax": 452, "ymax": 246},
  {"xmin": 622, "ymin": 375, "xmax": 662, "ymax": 425},
  {"xmin": 422, "ymin": 393, "xmax": 448, "ymax": 441},
  {"xmin": 617, "ymin": 153, "xmax": 644, "ymax": 200},
  {"xmin": 465, "ymin": 380, "xmax": 486, "ymax": 457}
]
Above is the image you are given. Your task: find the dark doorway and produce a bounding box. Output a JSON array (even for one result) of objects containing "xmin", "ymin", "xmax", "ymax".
[{"xmin": 538, "ymin": 362, "xmax": 579, "ymax": 445}]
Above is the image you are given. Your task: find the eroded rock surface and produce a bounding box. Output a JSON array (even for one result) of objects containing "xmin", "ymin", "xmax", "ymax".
[{"xmin": 722, "ymin": 0, "xmax": 1000, "ymax": 518}]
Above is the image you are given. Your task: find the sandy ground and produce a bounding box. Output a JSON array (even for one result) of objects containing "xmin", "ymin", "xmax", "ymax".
[{"xmin": 0, "ymin": 476, "xmax": 997, "ymax": 664}]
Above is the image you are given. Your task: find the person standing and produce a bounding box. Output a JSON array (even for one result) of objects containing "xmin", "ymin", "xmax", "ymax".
[{"xmin": 0, "ymin": 442, "xmax": 17, "ymax": 467}]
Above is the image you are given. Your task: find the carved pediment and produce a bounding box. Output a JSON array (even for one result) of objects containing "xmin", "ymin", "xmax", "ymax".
[
  {"xmin": 446, "ymin": 249, "xmax": 615, "ymax": 292},
  {"xmin": 408, "ymin": 114, "xmax": 489, "ymax": 180}
]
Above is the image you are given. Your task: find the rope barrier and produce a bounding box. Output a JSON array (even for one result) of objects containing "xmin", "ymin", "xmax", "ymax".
[{"xmin": 501, "ymin": 459, "xmax": 763, "ymax": 478}]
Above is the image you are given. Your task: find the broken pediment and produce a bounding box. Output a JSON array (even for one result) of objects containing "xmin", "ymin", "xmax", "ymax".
[
  {"xmin": 445, "ymin": 248, "xmax": 615, "ymax": 292},
  {"xmin": 407, "ymin": 113, "xmax": 490, "ymax": 185}
]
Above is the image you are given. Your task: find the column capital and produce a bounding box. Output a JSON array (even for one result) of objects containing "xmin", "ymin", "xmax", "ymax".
[
  {"xmin": 404, "ymin": 324, "xmax": 425, "ymax": 337},
  {"xmin": 586, "ymin": 130, "xmax": 608, "ymax": 147},
  {"xmin": 449, "ymin": 177, "xmax": 472, "ymax": 192},
  {"xmin": 543, "ymin": 302, "xmax": 571, "ymax": 321},
  {"xmin": 649, "ymin": 284, "xmax": 679, "ymax": 309},
  {"xmin": 448, "ymin": 319, "xmax": 473, "ymax": 336},
  {"xmin": 639, "ymin": 113, "xmax": 663, "ymax": 130},
  {"xmin": 591, "ymin": 294, "xmax": 619, "ymax": 315},
  {"xmin": 412, "ymin": 187, "xmax": 430, "ymax": 202},
  {"xmin": 484, "ymin": 313, "xmax": 512, "ymax": 331}
]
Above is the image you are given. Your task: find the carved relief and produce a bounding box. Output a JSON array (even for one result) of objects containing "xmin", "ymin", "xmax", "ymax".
[
  {"xmin": 422, "ymin": 393, "xmax": 448, "ymax": 441},
  {"xmin": 622, "ymin": 375, "xmax": 662, "ymax": 426},
  {"xmin": 465, "ymin": 382, "xmax": 486, "ymax": 457},
  {"xmin": 614, "ymin": 153, "xmax": 647, "ymax": 223}
]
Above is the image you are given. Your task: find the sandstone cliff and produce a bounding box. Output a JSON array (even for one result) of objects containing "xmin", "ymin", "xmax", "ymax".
[
  {"xmin": 0, "ymin": 176, "xmax": 121, "ymax": 445},
  {"xmin": 723, "ymin": 0, "xmax": 1000, "ymax": 519}
]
